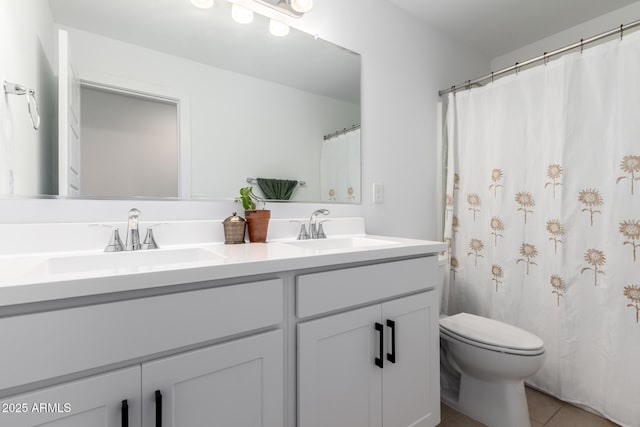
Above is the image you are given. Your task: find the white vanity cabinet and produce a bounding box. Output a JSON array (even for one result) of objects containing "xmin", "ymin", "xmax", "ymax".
[
  {"xmin": 0, "ymin": 279, "xmax": 284, "ymax": 427},
  {"xmin": 297, "ymin": 257, "xmax": 440, "ymax": 427},
  {"xmin": 381, "ymin": 293, "xmax": 439, "ymax": 427},
  {"xmin": 0, "ymin": 332, "xmax": 283, "ymax": 427},
  {"xmin": 141, "ymin": 330, "xmax": 283, "ymax": 427},
  {"xmin": 0, "ymin": 242, "xmax": 443, "ymax": 427},
  {"xmin": 0, "ymin": 367, "xmax": 141, "ymax": 427}
]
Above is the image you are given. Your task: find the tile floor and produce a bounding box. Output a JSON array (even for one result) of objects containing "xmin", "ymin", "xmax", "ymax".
[{"xmin": 438, "ymin": 387, "xmax": 620, "ymax": 427}]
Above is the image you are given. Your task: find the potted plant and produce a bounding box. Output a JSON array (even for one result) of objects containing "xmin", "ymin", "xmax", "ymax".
[{"xmin": 237, "ymin": 186, "xmax": 271, "ymax": 243}]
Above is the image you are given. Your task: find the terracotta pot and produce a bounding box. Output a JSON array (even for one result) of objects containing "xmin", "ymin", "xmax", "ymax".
[{"xmin": 244, "ymin": 209, "xmax": 271, "ymax": 243}]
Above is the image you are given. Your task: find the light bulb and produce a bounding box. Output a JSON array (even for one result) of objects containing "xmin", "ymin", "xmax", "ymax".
[
  {"xmin": 190, "ymin": 0, "xmax": 214, "ymax": 9},
  {"xmin": 290, "ymin": 0, "xmax": 313, "ymax": 13},
  {"xmin": 269, "ymin": 19, "xmax": 290, "ymax": 37},
  {"xmin": 231, "ymin": 3, "xmax": 254, "ymax": 24}
]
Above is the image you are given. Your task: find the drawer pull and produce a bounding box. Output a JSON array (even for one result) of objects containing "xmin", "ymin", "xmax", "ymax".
[
  {"xmin": 387, "ymin": 319, "xmax": 396, "ymax": 363},
  {"xmin": 155, "ymin": 390, "xmax": 163, "ymax": 427},
  {"xmin": 374, "ymin": 322, "xmax": 384, "ymax": 368},
  {"xmin": 121, "ymin": 399, "xmax": 129, "ymax": 427}
]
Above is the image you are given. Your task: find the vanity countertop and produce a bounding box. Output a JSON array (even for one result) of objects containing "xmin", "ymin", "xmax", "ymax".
[{"xmin": 0, "ymin": 235, "xmax": 446, "ymax": 308}]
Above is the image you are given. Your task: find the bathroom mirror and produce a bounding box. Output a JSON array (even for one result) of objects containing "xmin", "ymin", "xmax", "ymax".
[{"xmin": 3, "ymin": 0, "xmax": 361, "ymax": 203}]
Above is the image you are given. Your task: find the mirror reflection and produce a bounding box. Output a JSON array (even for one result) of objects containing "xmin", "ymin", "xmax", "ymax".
[{"xmin": 1, "ymin": 0, "xmax": 361, "ymax": 203}]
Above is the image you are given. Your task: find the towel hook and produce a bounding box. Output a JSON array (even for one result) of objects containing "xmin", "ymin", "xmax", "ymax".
[{"xmin": 3, "ymin": 81, "xmax": 40, "ymax": 130}]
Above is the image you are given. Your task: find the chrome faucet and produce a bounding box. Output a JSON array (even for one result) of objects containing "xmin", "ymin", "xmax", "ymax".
[
  {"xmin": 92, "ymin": 209, "xmax": 160, "ymax": 252},
  {"xmin": 125, "ymin": 208, "xmax": 142, "ymax": 251},
  {"xmin": 309, "ymin": 209, "xmax": 330, "ymax": 239}
]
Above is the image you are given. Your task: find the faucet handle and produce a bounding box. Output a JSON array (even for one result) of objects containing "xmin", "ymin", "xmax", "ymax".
[
  {"xmin": 316, "ymin": 220, "xmax": 330, "ymax": 239},
  {"xmin": 89, "ymin": 224, "xmax": 125, "ymax": 252},
  {"xmin": 142, "ymin": 223, "xmax": 164, "ymax": 250},
  {"xmin": 290, "ymin": 220, "xmax": 310, "ymax": 240}
]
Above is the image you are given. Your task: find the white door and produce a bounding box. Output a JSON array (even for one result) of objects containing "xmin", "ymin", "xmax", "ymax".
[
  {"xmin": 0, "ymin": 366, "xmax": 141, "ymax": 427},
  {"xmin": 298, "ymin": 305, "xmax": 383, "ymax": 427},
  {"xmin": 382, "ymin": 292, "xmax": 440, "ymax": 427},
  {"xmin": 58, "ymin": 29, "xmax": 81, "ymax": 196},
  {"xmin": 141, "ymin": 331, "xmax": 283, "ymax": 427}
]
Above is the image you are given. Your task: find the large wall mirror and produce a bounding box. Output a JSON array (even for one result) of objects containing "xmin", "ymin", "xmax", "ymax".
[{"xmin": 2, "ymin": 0, "xmax": 361, "ymax": 203}]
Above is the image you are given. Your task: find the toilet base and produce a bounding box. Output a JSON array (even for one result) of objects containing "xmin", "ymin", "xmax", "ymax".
[{"xmin": 443, "ymin": 375, "xmax": 531, "ymax": 427}]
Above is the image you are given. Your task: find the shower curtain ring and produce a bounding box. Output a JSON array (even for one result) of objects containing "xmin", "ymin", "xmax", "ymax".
[
  {"xmin": 543, "ymin": 52, "xmax": 548, "ymax": 66},
  {"xmin": 491, "ymin": 72, "xmax": 494, "ymax": 83},
  {"xmin": 466, "ymin": 80, "xmax": 471, "ymax": 90},
  {"xmin": 515, "ymin": 62, "xmax": 520, "ymax": 75},
  {"xmin": 580, "ymin": 38, "xmax": 584, "ymax": 54},
  {"xmin": 620, "ymin": 24, "xmax": 624, "ymax": 40}
]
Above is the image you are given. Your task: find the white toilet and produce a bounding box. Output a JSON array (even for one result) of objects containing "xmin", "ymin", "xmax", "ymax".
[{"xmin": 439, "ymin": 313, "xmax": 545, "ymax": 427}]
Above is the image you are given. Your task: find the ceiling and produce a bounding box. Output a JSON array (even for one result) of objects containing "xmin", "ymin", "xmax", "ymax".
[
  {"xmin": 48, "ymin": 0, "xmax": 361, "ymax": 104},
  {"xmin": 386, "ymin": 0, "xmax": 639, "ymax": 58}
]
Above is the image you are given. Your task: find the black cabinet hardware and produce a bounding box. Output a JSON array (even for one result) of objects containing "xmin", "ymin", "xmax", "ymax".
[
  {"xmin": 387, "ymin": 319, "xmax": 396, "ymax": 363},
  {"xmin": 375, "ymin": 322, "xmax": 384, "ymax": 368},
  {"xmin": 155, "ymin": 390, "xmax": 163, "ymax": 427},
  {"xmin": 121, "ymin": 399, "xmax": 128, "ymax": 427}
]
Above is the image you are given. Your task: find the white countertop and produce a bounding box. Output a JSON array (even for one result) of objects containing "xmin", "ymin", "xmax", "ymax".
[{"xmin": 0, "ymin": 235, "xmax": 445, "ymax": 307}]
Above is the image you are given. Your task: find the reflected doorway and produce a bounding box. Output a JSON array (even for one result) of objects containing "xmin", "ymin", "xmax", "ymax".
[{"xmin": 79, "ymin": 86, "xmax": 179, "ymax": 198}]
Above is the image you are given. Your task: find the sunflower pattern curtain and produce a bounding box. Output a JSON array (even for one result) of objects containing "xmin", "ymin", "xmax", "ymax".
[
  {"xmin": 443, "ymin": 32, "xmax": 640, "ymax": 427},
  {"xmin": 320, "ymin": 128, "xmax": 361, "ymax": 203}
]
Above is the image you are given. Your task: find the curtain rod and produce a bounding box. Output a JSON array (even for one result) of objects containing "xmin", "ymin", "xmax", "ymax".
[
  {"xmin": 439, "ymin": 19, "xmax": 640, "ymax": 96},
  {"xmin": 323, "ymin": 124, "xmax": 360, "ymax": 141}
]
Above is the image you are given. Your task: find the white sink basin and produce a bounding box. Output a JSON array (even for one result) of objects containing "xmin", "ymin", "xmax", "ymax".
[
  {"xmin": 40, "ymin": 247, "xmax": 224, "ymax": 275},
  {"xmin": 282, "ymin": 237, "xmax": 399, "ymax": 253}
]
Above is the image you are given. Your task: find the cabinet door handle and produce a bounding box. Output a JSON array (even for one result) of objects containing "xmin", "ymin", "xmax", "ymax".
[
  {"xmin": 374, "ymin": 322, "xmax": 384, "ymax": 368},
  {"xmin": 121, "ymin": 399, "xmax": 129, "ymax": 427},
  {"xmin": 386, "ymin": 319, "xmax": 396, "ymax": 363},
  {"xmin": 155, "ymin": 390, "xmax": 163, "ymax": 427}
]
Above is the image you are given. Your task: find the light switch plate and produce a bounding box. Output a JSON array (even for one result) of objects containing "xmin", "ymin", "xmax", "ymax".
[{"xmin": 373, "ymin": 183, "xmax": 384, "ymax": 204}]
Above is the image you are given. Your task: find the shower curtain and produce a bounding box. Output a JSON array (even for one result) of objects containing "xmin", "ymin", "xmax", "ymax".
[
  {"xmin": 320, "ymin": 128, "xmax": 361, "ymax": 203},
  {"xmin": 443, "ymin": 32, "xmax": 640, "ymax": 427}
]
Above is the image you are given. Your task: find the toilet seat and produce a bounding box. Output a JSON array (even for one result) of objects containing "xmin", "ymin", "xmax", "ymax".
[
  {"xmin": 440, "ymin": 328, "xmax": 545, "ymax": 356},
  {"xmin": 440, "ymin": 313, "xmax": 544, "ymax": 356}
]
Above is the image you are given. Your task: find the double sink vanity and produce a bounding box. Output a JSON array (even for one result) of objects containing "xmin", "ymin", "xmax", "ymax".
[{"xmin": 0, "ymin": 216, "xmax": 445, "ymax": 427}]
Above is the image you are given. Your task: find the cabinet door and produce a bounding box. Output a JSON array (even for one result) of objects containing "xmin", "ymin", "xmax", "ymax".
[
  {"xmin": 0, "ymin": 366, "xmax": 141, "ymax": 427},
  {"xmin": 381, "ymin": 292, "xmax": 439, "ymax": 427},
  {"xmin": 298, "ymin": 305, "xmax": 382, "ymax": 427},
  {"xmin": 141, "ymin": 330, "xmax": 283, "ymax": 427}
]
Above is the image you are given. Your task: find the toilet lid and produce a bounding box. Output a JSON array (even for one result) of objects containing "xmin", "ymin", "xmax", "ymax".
[{"xmin": 440, "ymin": 313, "xmax": 544, "ymax": 352}]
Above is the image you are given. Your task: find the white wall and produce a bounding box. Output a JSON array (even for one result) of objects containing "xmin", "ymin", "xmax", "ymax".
[
  {"xmin": 66, "ymin": 27, "xmax": 360, "ymax": 202},
  {"xmin": 492, "ymin": 2, "xmax": 640, "ymax": 70},
  {"xmin": 0, "ymin": 0, "xmax": 490, "ymax": 235},
  {"xmin": 0, "ymin": 0, "xmax": 56, "ymax": 196}
]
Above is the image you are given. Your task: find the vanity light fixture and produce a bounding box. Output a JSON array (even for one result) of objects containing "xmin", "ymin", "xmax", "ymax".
[
  {"xmin": 191, "ymin": 0, "xmax": 214, "ymax": 9},
  {"xmin": 269, "ymin": 19, "xmax": 290, "ymax": 36},
  {"xmin": 289, "ymin": 0, "xmax": 313, "ymax": 13},
  {"xmin": 232, "ymin": 3, "xmax": 254, "ymax": 24},
  {"xmin": 248, "ymin": 0, "xmax": 313, "ymax": 18}
]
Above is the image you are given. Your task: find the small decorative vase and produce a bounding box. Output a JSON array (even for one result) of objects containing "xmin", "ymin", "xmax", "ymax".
[
  {"xmin": 244, "ymin": 209, "xmax": 271, "ymax": 243},
  {"xmin": 222, "ymin": 212, "xmax": 246, "ymax": 244}
]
